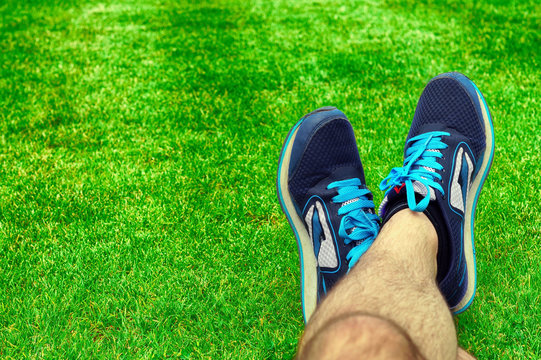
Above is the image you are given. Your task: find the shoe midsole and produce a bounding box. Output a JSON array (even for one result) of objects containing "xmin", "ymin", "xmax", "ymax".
[{"xmin": 276, "ymin": 120, "xmax": 318, "ymax": 324}]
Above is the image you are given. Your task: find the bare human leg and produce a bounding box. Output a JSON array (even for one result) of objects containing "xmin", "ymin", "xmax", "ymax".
[{"xmin": 298, "ymin": 210, "xmax": 463, "ymax": 360}]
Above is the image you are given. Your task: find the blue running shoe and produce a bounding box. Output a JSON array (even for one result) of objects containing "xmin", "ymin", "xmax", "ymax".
[
  {"xmin": 276, "ymin": 107, "xmax": 380, "ymax": 323},
  {"xmin": 379, "ymin": 72, "xmax": 495, "ymax": 314}
]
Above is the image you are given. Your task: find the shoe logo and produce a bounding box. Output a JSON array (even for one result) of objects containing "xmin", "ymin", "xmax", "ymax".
[
  {"xmin": 449, "ymin": 146, "xmax": 474, "ymax": 214},
  {"xmin": 393, "ymin": 184, "xmax": 405, "ymax": 194},
  {"xmin": 304, "ymin": 201, "xmax": 338, "ymax": 269}
]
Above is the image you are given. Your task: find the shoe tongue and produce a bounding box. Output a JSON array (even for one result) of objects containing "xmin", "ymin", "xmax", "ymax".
[
  {"xmin": 379, "ymin": 181, "xmax": 435, "ymax": 220},
  {"xmin": 342, "ymin": 197, "xmax": 360, "ymax": 208},
  {"xmin": 411, "ymin": 180, "xmax": 436, "ymax": 200},
  {"xmin": 379, "ymin": 183, "xmax": 408, "ymax": 220},
  {"xmin": 329, "ymin": 166, "xmax": 374, "ymax": 211}
]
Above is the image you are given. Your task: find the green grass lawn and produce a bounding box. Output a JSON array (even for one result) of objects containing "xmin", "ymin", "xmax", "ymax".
[{"xmin": 0, "ymin": 0, "xmax": 539, "ymax": 358}]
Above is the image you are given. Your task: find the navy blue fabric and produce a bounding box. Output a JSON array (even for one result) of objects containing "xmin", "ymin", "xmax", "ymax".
[
  {"xmin": 288, "ymin": 107, "xmax": 345, "ymax": 175},
  {"xmin": 289, "ymin": 118, "xmax": 363, "ymax": 208},
  {"xmin": 299, "ymin": 167, "xmax": 372, "ymax": 298},
  {"xmin": 287, "ymin": 110, "xmax": 373, "ymax": 300},
  {"xmin": 382, "ymin": 72, "xmax": 488, "ymax": 309},
  {"xmin": 432, "ymin": 136, "xmax": 476, "ymax": 307},
  {"xmin": 408, "ymin": 73, "xmax": 486, "ymax": 158}
]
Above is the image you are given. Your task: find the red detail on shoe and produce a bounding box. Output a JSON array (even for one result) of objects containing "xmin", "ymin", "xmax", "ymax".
[{"xmin": 393, "ymin": 184, "xmax": 405, "ymax": 194}]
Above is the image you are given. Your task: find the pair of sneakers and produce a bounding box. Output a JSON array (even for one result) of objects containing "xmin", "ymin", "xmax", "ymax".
[{"xmin": 276, "ymin": 72, "xmax": 495, "ymax": 323}]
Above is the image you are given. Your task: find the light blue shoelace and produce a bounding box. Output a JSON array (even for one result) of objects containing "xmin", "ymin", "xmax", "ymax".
[
  {"xmin": 379, "ymin": 131, "xmax": 450, "ymax": 212},
  {"xmin": 327, "ymin": 178, "xmax": 380, "ymax": 271}
]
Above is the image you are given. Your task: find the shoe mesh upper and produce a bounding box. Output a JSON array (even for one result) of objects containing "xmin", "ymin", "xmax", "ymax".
[
  {"xmin": 407, "ymin": 77, "xmax": 485, "ymax": 157},
  {"xmin": 288, "ymin": 119, "xmax": 361, "ymax": 206}
]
